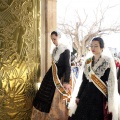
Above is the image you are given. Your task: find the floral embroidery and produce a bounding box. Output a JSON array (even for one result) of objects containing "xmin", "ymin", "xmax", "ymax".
[
  {"xmin": 84, "ymin": 55, "xmax": 110, "ymax": 81},
  {"xmin": 86, "ymin": 58, "xmax": 92, "ymax": 64}
]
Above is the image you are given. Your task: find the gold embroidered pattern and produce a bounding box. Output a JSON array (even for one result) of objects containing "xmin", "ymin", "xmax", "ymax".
[
  {"xmin": 52, "ymin": 61, "xmax": 72, "ymax": 102},
  {"xmin": 0, "ymin": 0, "xmax": 40, "ymax": 119},
  {"xmin": 91, "ymin": 74, "xmax": 107, "ymax": 96},
  {"xmin": 86, "ymin": 58, "xmax": 92, "ymax": 64}
]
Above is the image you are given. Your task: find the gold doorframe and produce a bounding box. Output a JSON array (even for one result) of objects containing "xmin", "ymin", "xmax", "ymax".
[{"xmin": 0, "ymin": 0, "xmax": 40, "ymax": 120}]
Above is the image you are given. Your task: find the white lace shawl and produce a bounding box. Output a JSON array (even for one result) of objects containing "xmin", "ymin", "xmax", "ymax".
[
  {"xmin": 107, "ymin": 56, "xmax": 119, "ymax": 120},
  {"xmin": 52, "ymin": 44, "xmax": 69, "ymax": 63},
  {"xmin": 84, "ymin": 55, "xmax": 110, "ymax": 81}
]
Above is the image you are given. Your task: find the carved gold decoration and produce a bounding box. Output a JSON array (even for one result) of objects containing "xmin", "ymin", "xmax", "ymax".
[{"xmin": 0, "ymin": 0, "xmax": 40, "ymax": 120}]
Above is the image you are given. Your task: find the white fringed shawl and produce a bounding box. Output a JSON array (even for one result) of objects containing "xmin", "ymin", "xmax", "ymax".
[{"xmin": 107, "ymin": 56, "xmax": 119, "ymax": 120}]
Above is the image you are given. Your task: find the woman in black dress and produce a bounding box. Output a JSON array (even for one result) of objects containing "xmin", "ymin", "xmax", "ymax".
[
  {"xmin": 70, "ymin": 37, "xmax": 118, "ymax": 120},
  {"xmin": 31, "ymin": 31, "xmax": 71, "ymax": 120}
]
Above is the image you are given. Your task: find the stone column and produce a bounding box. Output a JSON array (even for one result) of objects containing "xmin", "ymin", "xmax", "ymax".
[{"xmin": 40, "ymin": 0, "xmax": 57, "ymax": 81}]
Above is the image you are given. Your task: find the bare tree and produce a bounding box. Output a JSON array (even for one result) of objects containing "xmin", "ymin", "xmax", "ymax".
[{"xmin": 58, "ymin": 4, "xmax": 120, "ymax": 61}]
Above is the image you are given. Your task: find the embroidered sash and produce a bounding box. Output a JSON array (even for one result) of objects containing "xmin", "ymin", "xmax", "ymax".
[
  {"xmin": 52, "ymin": 61, "xmax": 72, "ymax": 103},
  {"xmin": 86, "ymin": 58, "xmax": 107, "ymax": 97}
]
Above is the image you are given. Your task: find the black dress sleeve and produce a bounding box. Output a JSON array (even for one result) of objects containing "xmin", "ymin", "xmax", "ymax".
[
  {"xmin": 64, "ymin": 49, "xmax": 71, "ymax": 83},
  {"xmin": 77, "ymin": 73, "xmax": 88, "ymax": 99},
  {"xmin": 117, "ymin": 67, "xmax": 120, "ymax": 80},
  {"xmin": 101, "ymin": 68, "xmax": 110, "ymax": 83}
]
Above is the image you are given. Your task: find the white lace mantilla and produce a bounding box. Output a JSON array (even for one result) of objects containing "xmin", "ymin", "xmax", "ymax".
[
  {"xmin": 52, "ymin": 44, "xmax": 68, "ymax": 63},
  {"xmin": 84, "ymin": 55, "xmax": 110, "ymax": 81}
]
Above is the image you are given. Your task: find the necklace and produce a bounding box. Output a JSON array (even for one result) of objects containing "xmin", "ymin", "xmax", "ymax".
[{"xmin": 92, "ymin": 56, "xmax": 101, "ymax": 67}]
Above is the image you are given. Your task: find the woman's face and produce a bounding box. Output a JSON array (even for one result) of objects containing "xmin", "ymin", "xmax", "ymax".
[
  {"xmin": 90, "ymin": 41, "xmax": 103, "ymax": 55},
  {"xmin": 51, "ymin": 34, "xmax": 59, "ymax": 46}
]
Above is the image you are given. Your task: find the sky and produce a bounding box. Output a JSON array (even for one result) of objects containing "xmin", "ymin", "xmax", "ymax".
[{"xmin": 57, "ymin": 0, "xmax": 120, "ymax": 51}]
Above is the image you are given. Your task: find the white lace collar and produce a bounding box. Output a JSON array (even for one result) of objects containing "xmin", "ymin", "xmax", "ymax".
[
  {"xmin": 84, "ymin": 55, "xmax": 110, "ymax": 80},
  {"xmin": 92, "ymin": 55, "xmax": 110, "ymax": 71},
  {"xmin": 52, "ymin": 44, "xmax": 68, "ymax": 63}
]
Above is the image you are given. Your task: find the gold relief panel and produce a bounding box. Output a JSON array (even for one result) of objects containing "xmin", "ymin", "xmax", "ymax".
[{"xmin": 0, "ymin": 0, "xmax": 40, "ymax": 120}]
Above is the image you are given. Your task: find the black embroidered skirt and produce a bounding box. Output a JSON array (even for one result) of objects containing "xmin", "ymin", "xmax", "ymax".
[{"xmin": 72, "ymin": 82, "xmax": 105, "ymax": 120}]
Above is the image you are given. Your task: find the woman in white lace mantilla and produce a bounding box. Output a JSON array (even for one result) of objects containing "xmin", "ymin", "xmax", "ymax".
[
  {"xmin": 68, "ymin": 37, "xmax": 119, "ymax": 120},
  {"xmin": 31, "ymin": 31, "xmax": 72, "ymax": 120}
]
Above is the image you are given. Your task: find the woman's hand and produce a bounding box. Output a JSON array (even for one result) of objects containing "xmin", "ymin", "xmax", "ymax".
[
  {"xmin": 75, "ymin": 98, "xmax": 80, "ymax": 105},
  {"xmin": 105, "ymin": 102, "xmax": 110, "ymax": 114},
  {"xmin": 63, "ymin": 83, "xmax": 72, "ymax": 92}
]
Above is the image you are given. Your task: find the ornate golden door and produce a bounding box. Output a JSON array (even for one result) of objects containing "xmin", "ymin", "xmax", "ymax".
[{"xmin": 0, "ymin": 0, "xmax": 40, "ymax": 119}]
